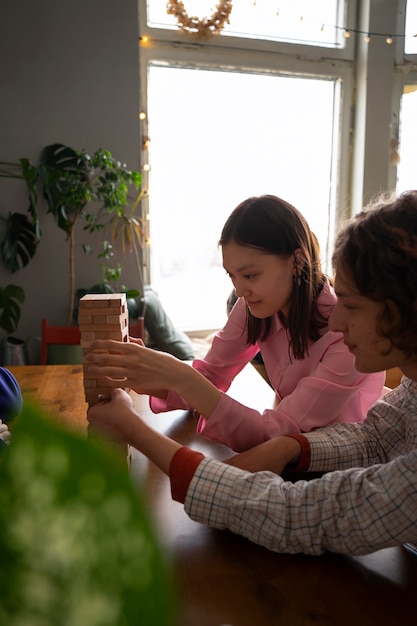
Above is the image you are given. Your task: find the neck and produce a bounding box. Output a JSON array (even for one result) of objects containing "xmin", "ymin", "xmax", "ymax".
[{"xmin": 398, "ymin": 361, "xmax": 417, "ymax": 382}]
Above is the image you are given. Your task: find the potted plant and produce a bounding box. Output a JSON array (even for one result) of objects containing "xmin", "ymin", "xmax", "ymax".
[
  {"xmin": 39, "ymin": 144, "xmax": 144, "ymax": 326},
  {"xmin": 0, "ymin": 284, "xmax": 25, "ymax": 336},
  {"xmin": 0, "ymin": 284, "xmax": 27, "ymax": 365},
  {"xmin": 1, "ymin": 144, "xmax": 145, "ymax": 327}
]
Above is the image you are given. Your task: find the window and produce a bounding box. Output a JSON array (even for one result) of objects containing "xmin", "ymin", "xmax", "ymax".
[
  {"xmin": 147, "ymin": 0, "xmax": 345, "ymax": 48},
  {"xmin": 396, "ymin": 84, "xmax": 417, "ymax": 193},
  {"xmin": 404, "ymin": 0, "xmax": 417, "ymax": 54},
  {"xmin": 394, "ymin": 1, "xmax": 417, "ymax": 193},
  {"xmin": 140, "ymin": 1, "xmax": 354, "ymax": 331}
]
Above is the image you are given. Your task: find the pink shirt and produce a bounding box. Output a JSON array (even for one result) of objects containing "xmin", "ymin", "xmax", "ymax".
[{"xmin": 150, "ymin": 279, "xmax": 385, "ymax": 451}]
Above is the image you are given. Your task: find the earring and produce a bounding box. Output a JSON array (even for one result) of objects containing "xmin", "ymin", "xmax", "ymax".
[{"xmin": 294, "ymin": 270, "xmax": 301, "ymax": 287}]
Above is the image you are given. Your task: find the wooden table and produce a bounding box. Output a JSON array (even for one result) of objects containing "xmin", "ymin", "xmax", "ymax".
[{"xmin": 9, "ymin": 365, "xmax": 417, "ymax": 626}]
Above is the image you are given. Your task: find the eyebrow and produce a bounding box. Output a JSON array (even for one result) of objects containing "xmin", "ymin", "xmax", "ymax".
[
  {"xmin": 224, "ymin": 263, "xmax": 257, "ymax": 273},
  {"xmin": 334, "ymin": 287, "xmax": 361, "ymax": 299}
]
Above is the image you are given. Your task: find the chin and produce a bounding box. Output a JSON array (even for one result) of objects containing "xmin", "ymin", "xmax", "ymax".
[{"xmin": 354, "ymin": 359, "xmax": 380, "ymax": 374}]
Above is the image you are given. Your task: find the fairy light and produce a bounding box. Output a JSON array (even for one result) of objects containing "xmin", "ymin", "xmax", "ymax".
[
  {"xmin": 386, "ymin": 35, "xmax": 393, "ymax": 44},
  {"xmin": 364, "ymin": 33, "xmax": 371, "ymax": 43},
  {"xmin": 139, "ymin": 112, "xmax": 146, "ymax": 121},
  {"xmin": 344, "ymin": 30, "xmax": 351, "ymax": 39}
]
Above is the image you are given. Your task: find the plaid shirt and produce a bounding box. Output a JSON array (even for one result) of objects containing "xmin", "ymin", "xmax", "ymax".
[{"xmin": 181, "ymin": 377, "xmax": 417, "ymax": 555}]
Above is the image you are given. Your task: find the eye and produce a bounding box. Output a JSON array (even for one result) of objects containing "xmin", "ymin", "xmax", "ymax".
[{"xmin": 244, "ymin": 274, "xmax": 256, "ymax": 280}]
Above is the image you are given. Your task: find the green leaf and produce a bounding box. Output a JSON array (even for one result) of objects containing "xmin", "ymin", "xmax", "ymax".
[
  {"xmin": 0, "ymin": 212, "xmax": 39, "ymax": 272},
  {"xmin": 0, "ymin": 284, "xmax": 25, "ymax": 334}
]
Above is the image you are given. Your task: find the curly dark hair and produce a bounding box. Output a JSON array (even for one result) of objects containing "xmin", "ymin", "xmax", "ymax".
[
  {"xmin": 332, "ymin": 190, "xmax": 417, "ymax": 359},
  {"xmin": 219, "ymin": 194, "xmax": 328, "ymax": 360}
]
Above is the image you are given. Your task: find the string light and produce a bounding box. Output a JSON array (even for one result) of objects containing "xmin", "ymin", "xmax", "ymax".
[
  {"xmin": 333, "ymin": 24, "xmax": 408, "ymax": 45},
  {"xmin": 162, "ymin": 3, "xmax": 417, "ymax": 46}
]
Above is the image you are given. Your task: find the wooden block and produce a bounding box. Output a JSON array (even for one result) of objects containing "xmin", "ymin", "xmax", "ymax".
[
  {"xmin": 79, "ymin": 306, "xmax": 125, "ymax": 316},
  {"xmin": 78, "ymin": 291, "xmax": 130, "ymax": 424}
]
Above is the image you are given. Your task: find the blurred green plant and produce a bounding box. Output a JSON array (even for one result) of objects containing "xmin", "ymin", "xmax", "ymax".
[{"xmin": 0, "ymin": 401, "xmax": 176, "ymax": 625}]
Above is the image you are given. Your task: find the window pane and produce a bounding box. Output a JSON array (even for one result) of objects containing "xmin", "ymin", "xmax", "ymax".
[
  {"xmin": 147, "ymin": 65, "xmax": 338, "ymax": 331},
  {"xmin": 405, "ymin": 0, "xmax": 417, "ymax": 54},
  {"xmin": 147, "ymin": 0, "xmax": 344, "ymax": 48},
  {"xmin": 396, "ymin": 84, "xmax": 417, "ymax": 193}
]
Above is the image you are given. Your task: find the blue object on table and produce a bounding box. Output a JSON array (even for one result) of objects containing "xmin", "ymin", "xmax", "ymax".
[{"xmin": 0, "ymin": 366, "xmax": 23, "ymax": 424}]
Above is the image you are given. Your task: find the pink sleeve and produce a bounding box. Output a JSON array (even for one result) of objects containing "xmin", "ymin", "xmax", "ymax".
[
  {"xmin": 191, "ymin": 298, "xmax": 258, "ymax": 391},
  {"xmin": 198, "ymin": 351, "xmax": 384, "ymax": 452},
  {"xmin": 150, "ymin": 297, "xmax": 258, "ymax": 414},
  {"xmin": 149, "ymin": 390, "xmax": 192, "ymax": 414}
]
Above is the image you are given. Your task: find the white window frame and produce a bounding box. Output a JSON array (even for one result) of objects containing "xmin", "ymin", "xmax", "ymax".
[
  {"xmin": 139, "ymin": 1, "xmax": 357, "ymax": 61},
  {"xmin": 138, "ymin": 1, "xmax": 357, "ymax": 285},
  {"xmin": 389, "ymin": 0, "xmax": 417, "ymax": 190}
]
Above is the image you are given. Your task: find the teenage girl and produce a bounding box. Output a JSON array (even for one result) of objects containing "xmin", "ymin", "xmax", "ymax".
[{"xmin": 85, "ymin": 195, "xmax": 384, "ymax": 452}]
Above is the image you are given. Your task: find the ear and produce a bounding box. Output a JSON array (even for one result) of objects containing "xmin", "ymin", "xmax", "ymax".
[{"xmin": 293, "ymin": 248, "xmax": 306, "ymax": 272}]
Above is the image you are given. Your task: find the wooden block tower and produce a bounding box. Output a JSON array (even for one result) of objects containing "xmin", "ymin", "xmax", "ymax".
[
  {"xmin": 78, "ymin": 293, "xmax": 129, "ymax": 460},
  {"xmin": 78, "ymin": 293, "xmax": 129, "ymax": 406}
]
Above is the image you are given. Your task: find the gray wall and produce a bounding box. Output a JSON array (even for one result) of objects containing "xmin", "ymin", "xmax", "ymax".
[{"xmin": 0, "ymin": 0, "xmax": 141, "ymax": 348}]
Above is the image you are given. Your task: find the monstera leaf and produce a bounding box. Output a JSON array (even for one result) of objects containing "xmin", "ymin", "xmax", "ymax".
[
  {"xmin": 0, "ymin": 402, "xmax": 176, "ymax": 626},
  {"xmin": 0, "ymin": 284, "xmax": 25, "ymax": 334},
  {"xmin": 39, "ymin": 143, "xmax": 90, "ymax": 233},
  {"xmin": 1, "ymin": 212, "xmax": 39, "ymax": 273}
]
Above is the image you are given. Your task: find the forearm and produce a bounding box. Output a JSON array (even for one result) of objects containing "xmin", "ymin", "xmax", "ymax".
[
  {"xmin": 226, "ymin": 435, "xmax": 304, "ymax": 474},
  {"xmin": 170, "ymin": 361, "xmax": 222, "ymax": 418},
  {"xmin": 127, "ymin": 417, "xmax": 182, "ymax": 475}
]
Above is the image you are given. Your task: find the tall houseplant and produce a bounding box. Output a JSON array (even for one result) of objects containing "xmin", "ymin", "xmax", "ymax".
[
  {"xmin": 0, "ymin": 158, "xmax": 40, "ymax": 334},
  {"xmin": 39, "ymin": 144, "xmax": 144, "ymax": 325},
  {"xmin": 1, "ymin": 145, "xmax": 145, "ymax": 327}
]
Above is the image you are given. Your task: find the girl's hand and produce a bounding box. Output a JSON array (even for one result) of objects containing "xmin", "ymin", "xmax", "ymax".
[{"xmin": 85, "ymin": 338, "xmax": 184, "ymax": 397}]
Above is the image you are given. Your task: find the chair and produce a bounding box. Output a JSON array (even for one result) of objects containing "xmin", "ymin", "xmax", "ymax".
[
  {"xmin": 40, "ymin": 319, "xmax": 82, "ymax": 365},
  {"xmin": 129, "ymin": 318, "xmax": 144, "ymax": 339}
]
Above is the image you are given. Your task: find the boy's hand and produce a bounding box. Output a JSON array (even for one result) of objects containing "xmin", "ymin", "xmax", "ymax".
[{"xmin": 225, "ymin": 436, "xmax": 302, "ymax": 475}]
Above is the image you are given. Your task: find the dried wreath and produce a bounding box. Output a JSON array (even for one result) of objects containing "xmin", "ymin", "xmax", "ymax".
[{"xmin": 166, "ymin": 0, "xmax": 233, "ymax": 40}]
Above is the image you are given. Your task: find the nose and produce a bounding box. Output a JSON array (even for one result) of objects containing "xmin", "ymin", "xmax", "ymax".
[{"xmin": 234, "ymin": 279, "xmax": 250, "ymax": 299}]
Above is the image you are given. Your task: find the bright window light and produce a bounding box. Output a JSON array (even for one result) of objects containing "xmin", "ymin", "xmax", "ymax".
[{"xmin": 147, "ymin": 65, "xmax": 338, "ymax": 331}]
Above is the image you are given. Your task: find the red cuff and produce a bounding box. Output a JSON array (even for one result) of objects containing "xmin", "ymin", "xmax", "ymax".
[
  {"xmin": 284, "ymin": 434, "xmax": 311, "ymax": 473},
  {"xmin": 169, "ymin": 447, "xmax": 206, "ymax": 503}
]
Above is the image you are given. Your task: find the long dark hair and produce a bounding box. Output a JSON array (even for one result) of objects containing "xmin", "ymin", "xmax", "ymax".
[
  {"xmin": 219, "ymin": 195, "xmax": 328, "ymax": 359},
  {"xmin": 332, "ymin": 190, "xmax": 417, "ymax": 359}
]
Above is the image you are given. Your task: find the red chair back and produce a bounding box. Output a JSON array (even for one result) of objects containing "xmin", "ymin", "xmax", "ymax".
[{"xmin": 40, "ymin": 319, "xmax": 81, "ymax": 365}]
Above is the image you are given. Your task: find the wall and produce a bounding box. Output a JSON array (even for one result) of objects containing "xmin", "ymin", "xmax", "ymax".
[{"xmin": 0, "ymin": 0, "xmax": 141, "ymax": 346}]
